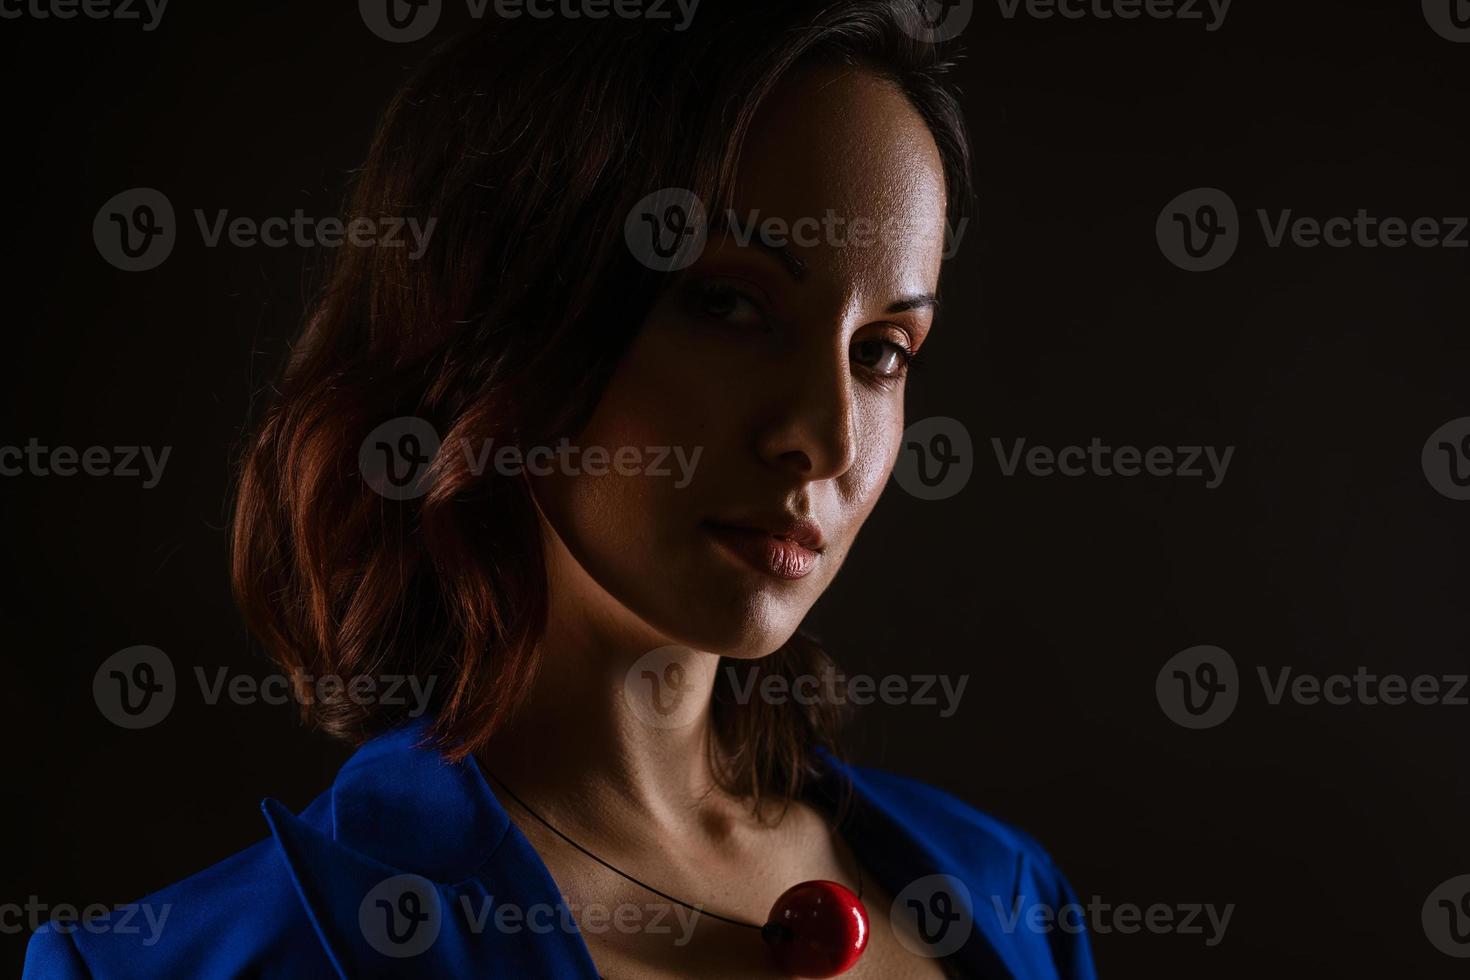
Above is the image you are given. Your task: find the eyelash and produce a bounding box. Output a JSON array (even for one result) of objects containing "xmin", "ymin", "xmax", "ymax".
[{"xmin": 681, "ymin": 279, "xmax": 919, "ymax": 387}]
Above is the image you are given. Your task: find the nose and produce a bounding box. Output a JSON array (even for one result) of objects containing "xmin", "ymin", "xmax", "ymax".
[{"xmin": 754, "ymin": 336, "xmax": 858, "ymax": 482}]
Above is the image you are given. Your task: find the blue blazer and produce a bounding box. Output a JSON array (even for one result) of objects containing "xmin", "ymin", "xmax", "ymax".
[{"xmin": 25, "ymin": 720, "xmax": 1096, "ymax": 978}]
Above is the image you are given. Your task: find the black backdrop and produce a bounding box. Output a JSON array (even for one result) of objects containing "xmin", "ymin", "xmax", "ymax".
[{"xmin": 3, "ymin": 0, "xmax": 1467, "ymax": 976}]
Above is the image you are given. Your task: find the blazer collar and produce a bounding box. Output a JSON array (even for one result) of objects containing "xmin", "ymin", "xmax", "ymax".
[
  {"xmin": 307, "ymin": 717, "xmax": 505, "ymax": 881},
  {"xmin": 263, "ymin": 718, "xmax": 603, "ymax": 978},
  {"xmin": 262, "ymin": 718, "xmax": 1028, "ymax": 979}
]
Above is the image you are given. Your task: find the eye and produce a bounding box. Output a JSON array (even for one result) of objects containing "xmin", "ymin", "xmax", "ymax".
[
  {"xmin": 679, "ymin": 279, "xmax": 768, "ymax": 329},
  {"xmin": 851, "ymin": 331, "xmax": 915, "ymax": 382}
]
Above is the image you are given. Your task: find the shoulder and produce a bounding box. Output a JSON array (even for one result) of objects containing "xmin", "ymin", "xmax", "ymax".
[
  {"xmin": 837, "ymin": 759, "xmax": 1073, "ymax": 883},
  {"xmin": 23, "ymin": 806, "xmax": 333, "ymax": 980},
  {"xmin": 23, "ymin": 720, "xmax": 500, "ymax": 980},
  {"xmin": 831, "ymin": 759, "xmax": 1098, "ymax": 980}
]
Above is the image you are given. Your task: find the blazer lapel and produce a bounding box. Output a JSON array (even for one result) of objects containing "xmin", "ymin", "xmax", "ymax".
[
  {"xmin": 262, "ymin": 720, "xmax": 1050, "ymax": 980},
  {"xmin": 814, "ymin": 757, "xmax": 1034, "ymax": 980},
  {"xmin": 262, "ymin": 720, "xmax": 602, "ymax": 979}
]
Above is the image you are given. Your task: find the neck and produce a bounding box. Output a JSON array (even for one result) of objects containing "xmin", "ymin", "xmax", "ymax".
[{"xmin": 478, "ymin": 541, "xmax": 741, "ymax": 844}]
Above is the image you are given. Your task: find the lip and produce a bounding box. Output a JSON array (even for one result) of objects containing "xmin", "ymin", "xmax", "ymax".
[{"xmin": 702, "ymin": 517, "xmax": 825, "ymax": 581}]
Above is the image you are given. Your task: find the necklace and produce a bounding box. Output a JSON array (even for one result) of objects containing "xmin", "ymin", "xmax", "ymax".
[{"xmin": 486, "ymin": 771, "xmax": 870, "ymax": 978}]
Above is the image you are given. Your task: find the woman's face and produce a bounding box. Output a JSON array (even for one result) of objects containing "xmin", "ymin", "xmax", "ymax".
[{"xmin": 533, "ymin": 64, "xmax": 950, "ymax": 660}]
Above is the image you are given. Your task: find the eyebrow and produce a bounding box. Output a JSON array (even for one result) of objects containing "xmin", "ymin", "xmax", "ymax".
[
  {"xmin": 886, "ymin": 293, "xmax": 938, "ymax": 315},
  {"xmin": 705, "ymin": 216, "xmax": 810, "ymax": 282},
  {"xmin": 705, "ymin": 217, "xmax": 938, "ymax": 315}
]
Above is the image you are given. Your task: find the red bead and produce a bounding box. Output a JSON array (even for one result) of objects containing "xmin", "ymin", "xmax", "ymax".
[{"xmin": 761, "ymin": 880, "xmax": 869, "ymax": 978}]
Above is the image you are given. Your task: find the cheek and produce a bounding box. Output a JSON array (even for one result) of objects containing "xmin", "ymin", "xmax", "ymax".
[
  {"xmin": 534, "ymin": 321, "xmax": 724, "ymax": 543},
  {"xmin": 839, "ymin": 393, "xmax": 904, "ymax": 529},
  {"xmin": 577, "ymin": 321, "xmax": 726, "ymax": 462}
]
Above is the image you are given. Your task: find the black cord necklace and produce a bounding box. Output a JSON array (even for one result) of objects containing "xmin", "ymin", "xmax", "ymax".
[{"xmin": 486, "ymin": 771, "xmax": 871, "ymax": 978}]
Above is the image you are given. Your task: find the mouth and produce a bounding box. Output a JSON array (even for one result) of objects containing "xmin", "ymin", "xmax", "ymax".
[{"xmin": 701, "ymin": 518, "xmax": 825, "ymax": 581}]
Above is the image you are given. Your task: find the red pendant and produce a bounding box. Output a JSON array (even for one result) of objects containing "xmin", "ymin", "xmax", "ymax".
[{"xmin": 761, "ymin": 879, "xmax": 869, "ymax": 978}]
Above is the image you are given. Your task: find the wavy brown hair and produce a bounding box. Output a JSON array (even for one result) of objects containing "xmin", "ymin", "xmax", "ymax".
[{"xmin": 230, "ymin": 0, "xmax": 973, "ymax": 806}]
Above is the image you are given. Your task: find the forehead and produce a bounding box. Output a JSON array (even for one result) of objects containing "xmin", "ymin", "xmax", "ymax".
[{"xmin": 726, "ymin": 62, "xmax": 950, "ymax": 300}]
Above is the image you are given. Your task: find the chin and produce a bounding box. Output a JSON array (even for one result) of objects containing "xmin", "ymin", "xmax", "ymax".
[
  {"xmin": 646, "ymin": 586, "xmax": 809, "ymax": 661},
  {"xmin": 540, "ymin": 509, "xmax": 824, "ymax": 659}
]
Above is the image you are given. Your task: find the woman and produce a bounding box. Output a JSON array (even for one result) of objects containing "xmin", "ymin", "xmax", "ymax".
[{"xmin": 26, "ymin": 1, "xmax": 1095, "ymax": 977}]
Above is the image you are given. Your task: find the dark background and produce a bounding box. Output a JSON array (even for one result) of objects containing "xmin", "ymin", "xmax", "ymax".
[{"xmin": 3, "ymin": 0, "xmax": 1466, "ymax": 976}]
